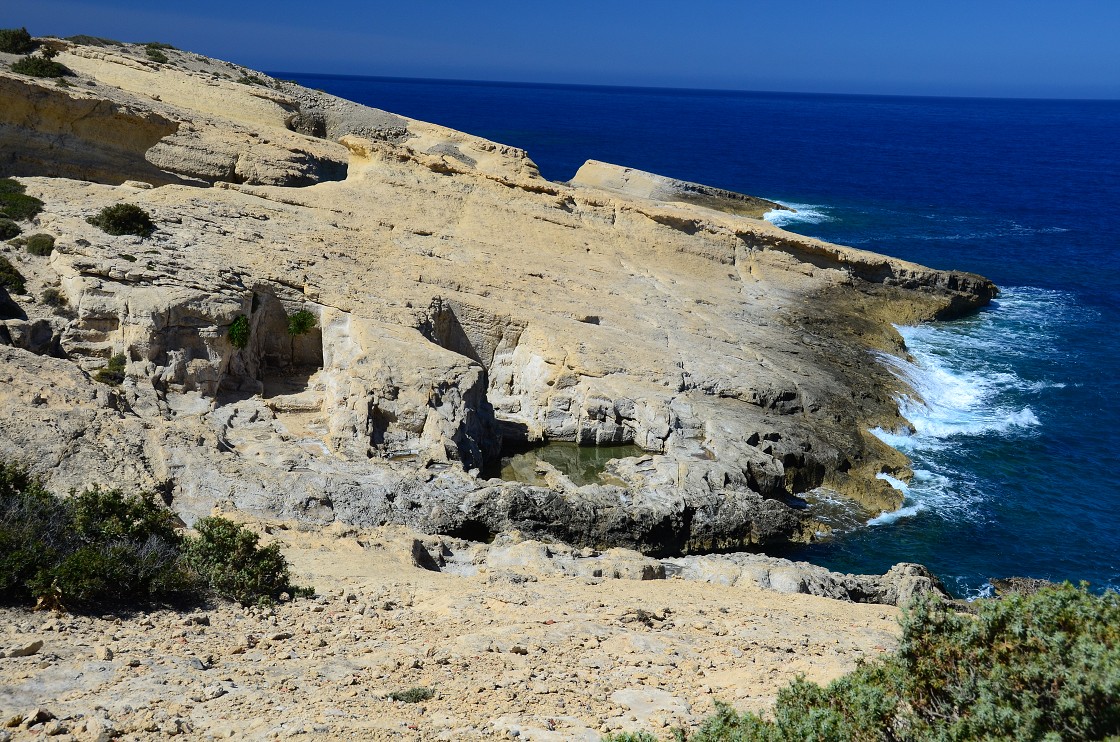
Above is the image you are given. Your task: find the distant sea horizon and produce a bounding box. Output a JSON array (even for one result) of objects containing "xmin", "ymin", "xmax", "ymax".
[
  {"xmin": 272, "ymin": 70, "xmax": 1120, "ymax": 104},
  {"xmin": 276, "ymin": 71, "xmax": 1120, "ymax": 598}
]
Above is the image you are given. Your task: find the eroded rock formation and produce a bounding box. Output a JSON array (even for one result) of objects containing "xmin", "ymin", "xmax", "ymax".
[{"xmin": 0, "ymin": 38, "xmax": 996, "ymax": 557}]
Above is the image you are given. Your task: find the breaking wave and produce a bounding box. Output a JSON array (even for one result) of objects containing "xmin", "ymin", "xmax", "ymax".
[{"xmin": 763, "ymin": 200, "xmax": 832, "ymax": 227}]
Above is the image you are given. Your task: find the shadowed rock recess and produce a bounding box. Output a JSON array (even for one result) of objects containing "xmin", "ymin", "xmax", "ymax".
[{"xmin": 0, "ymin": 39, "xmax": 996, "ymax": 582}]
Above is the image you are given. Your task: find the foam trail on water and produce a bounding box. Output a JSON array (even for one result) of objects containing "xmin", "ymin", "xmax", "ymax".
[{"xmin": 763, "ymin": 200, "xmax": 831, "ymax": 227}]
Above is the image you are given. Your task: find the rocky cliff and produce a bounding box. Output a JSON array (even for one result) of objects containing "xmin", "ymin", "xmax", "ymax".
[{"xmin": 0, "ymin": 38, "xmax": 996, "ymax": 557}]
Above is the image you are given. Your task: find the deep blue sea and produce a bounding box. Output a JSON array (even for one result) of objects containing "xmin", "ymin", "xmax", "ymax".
[{"xmin": 278, "ymin": 72, "xmax": 1120, "ymax": 597}]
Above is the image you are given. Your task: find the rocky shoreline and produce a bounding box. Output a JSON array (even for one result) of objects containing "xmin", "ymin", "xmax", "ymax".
[{"xmin": 0, "ymin": 36, "xmax": 996, "ymax": 562}]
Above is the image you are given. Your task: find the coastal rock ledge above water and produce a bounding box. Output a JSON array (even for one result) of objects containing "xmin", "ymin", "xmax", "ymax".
[{"xmin": 0, "ymin": 38, "xmax": 996, "ymax": 562}]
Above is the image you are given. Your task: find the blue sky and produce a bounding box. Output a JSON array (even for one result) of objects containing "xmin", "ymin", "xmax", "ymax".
[{"xmin": 4, "ymin": 0, "xmax": 1119, "ymax": 98}]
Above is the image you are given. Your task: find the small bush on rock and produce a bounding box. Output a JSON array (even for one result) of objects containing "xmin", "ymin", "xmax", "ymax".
[
  {"xmin": 145, "ymin": 44, "xmax": 168, "ymax": 64},
  {"xmin": 10, "ymin": 53, "xmax": 70, "ymax": 79},
  {"xmin": 286, "ymin": 309, "xmax": 316, "ymax": 336},
  {"xmin": 183, "ymin": 517, "xmax": 312, "ymax": 606},
  {"xmin": 86, "ymin": 203, "xmax": 154, "ymax": 237},
  {"xmin": 228, "ymin": 315, "xmax": 251, "ymax": 349},
  {"xmin": 0, "ymin": 27, "xmax": 36, "ymax": 54},
  {"xmin": 24, "ymin": 233, "xmax": 54, "ymax": 256},
  {"xmin": 66, "ymin": 34, "xmax": 122, "ymax": 47},
  {"xmin": 0, "ymin": 218, "xmax": 20, "ymax": 240},
  {"xmin": 0, "ymin": 255, "xmax": 26, "ymax": 294},
  {"xmin": 0, "ymin": 187, "xmax": 44, "ymax": 221},
  {"xmin": 41, "ymin": 287, "xmax": 66, "ymax": 308},
  {"xmin": 389, "ymin": 686, "xmax": 435, "ymax": 703},
  {"xmin": 93, "ymin": 353, "xmax": 126, "ymax": 385}
]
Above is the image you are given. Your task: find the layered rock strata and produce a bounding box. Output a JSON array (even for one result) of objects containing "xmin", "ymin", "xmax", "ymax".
[{"xmin": 0, "ymin": 38, "xmax": 996, "ymax": 558}]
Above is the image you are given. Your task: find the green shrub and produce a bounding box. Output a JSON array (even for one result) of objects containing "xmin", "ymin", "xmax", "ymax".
[
  {"xmin": 66, "ymin": 34, "xmax": 122, "ymax": 47},
  {"xmin": 228, "ymin": 315, "xmax": 251, "ymax": 349},
  {"xmin": 0, "ymin": 178, "xmax": 24, "ymax": 194},
  {"xmin": 0, "ymin": 466, "xmax": 65, "ymax": 602},
  {"xmin": 235, "ymin": 74, "xmax": 267, "ymax": 86},
  {"xmin": 388, "ymin": 686, "xmax": 435, "ymax": 703},
  {"xmin": 0, "ymin": 192, "xmax": 44, "ymax": 221},
  {"xmin": 679, "ymin": 585, "xmax": 1120, "ymax": 742},
  {"xmin": 86, "ymin": 203, "xmax": 155, "ymax": 237},
  {"xmin": 145, "ymin": 45, "xmax": 168, "ymax": 64},
  {"xmin": 142, "ymin": 41, "xmax": 175, "ymax": 50},
  {"xmin": 9, "ymin": 54, "xmax": 70, "ymax": 79},
  {"xmin": 183, "ymin": 517, "xmax": 311, "ymax": 606},
  {"xmin": 0, "ymin": 218, "xmax": 20, "ymax": 240},
  {"xmin": 602, "ymin": 733, "xmax": 662, "ymax": 742},
  {"xmin": 0, "ymin": 467, "xmax": 192, "ymax": 609},
  {"xmin": 286, "ymin": 309, "xmax": 317, "ymax": 336},
  {"xmin": 0, "ymin": 464, "xmax": 312, "ymax": 611},
  {"xmin": 94, "ymin": 353, "xmax": 126, "ymax": 385},
  {"xmin": 1, "ymin": 466, "xmax": 311, "ymax": 609},
  {"xmin": 0, "ymin": 255, "xmax": 26, "ymax": 294},
  {"xmin": 0, "ymin": 27, "xmax": 36, "ymax": 54},
  {"xmin": 24, "ymin": 233, "xmax": 54, "ymax": 256}
]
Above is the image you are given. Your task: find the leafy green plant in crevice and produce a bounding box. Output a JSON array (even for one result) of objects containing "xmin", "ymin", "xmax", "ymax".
[
  {"xmin": 0, "ymin": 27, "xmax": 36, "ymax": 54},
  {"xmin": 65, "ymin": 34, "xmax": 122, "ymax": 48},
  {"xmin": 182, "ymin": 516, "xmax": 312, "ymax": 606},
  {"xmin": 93, "ymin": 353, "xmax": 126, "ymax": 385},
  {"xmin": 286, "ymin": 308, "xmax": 317, "ymax": 336},
  {"xmin": 144, "ymin": 44, "xmax": 168, "ymax": 64},
  {"xmin": 86, "ymin": 203, "xmax": 155, "ymax": 237},
  {"xmin": 0, "ymin": 255, "xmax": 26, "ymax": 294},
  {"xmin": 228, "ymin": 315, "xmax": 251, "ymax": 349}
]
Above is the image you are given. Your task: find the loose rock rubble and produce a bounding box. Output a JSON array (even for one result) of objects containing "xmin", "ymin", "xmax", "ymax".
[{"xmin": 0, "ymin": 522, "xmax": 903, "ymax": 741}]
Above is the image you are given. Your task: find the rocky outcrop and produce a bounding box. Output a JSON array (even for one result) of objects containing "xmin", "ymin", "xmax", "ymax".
[
  {"xmin": 571, "ymin": 160, "xmax": 788, "ymax": 218},
  {"xmin": 0, "ymin": 39, "xmax": 997, "ymax": 557},
  {"xmin": 0, "ymin": 75, "xmax": 185, "ymax": 186},
  {"xmin": 426, "ymin": 532, "xmax": 946, "ymax": 606}
]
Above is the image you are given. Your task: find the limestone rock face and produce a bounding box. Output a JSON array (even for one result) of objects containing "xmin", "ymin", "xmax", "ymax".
[{"xmin": 0, "ymin": 38, "xmax": 997, "ymax": 555}]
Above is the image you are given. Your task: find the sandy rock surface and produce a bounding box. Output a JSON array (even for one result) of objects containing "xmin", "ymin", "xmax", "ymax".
[{"xmin": 0, "ymin": 522, "xmax": 902, "ymax": 741}]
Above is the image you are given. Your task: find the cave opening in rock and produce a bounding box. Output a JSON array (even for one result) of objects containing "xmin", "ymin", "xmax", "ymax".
[{"xmin": 219, "ymin": 292, "xmax": 325, "ymax": 407}]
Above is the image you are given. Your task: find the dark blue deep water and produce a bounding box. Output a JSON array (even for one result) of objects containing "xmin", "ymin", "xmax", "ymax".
[{"xmin": 279, "ymin": 72, "xmax": 1120, "ymax": 596}]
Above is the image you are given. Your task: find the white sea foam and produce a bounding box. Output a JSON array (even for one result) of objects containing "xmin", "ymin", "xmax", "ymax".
[
  {"xmin": 868, "ymin": 468, "xmax": 964, "ymax": 525},
  {"xmin": 864, "ymin": 286, "xmax": 1073, "ymax": 526},
  {"xmin": 763, "ymin": 201, "xmax": 831, "ymax": 227}
]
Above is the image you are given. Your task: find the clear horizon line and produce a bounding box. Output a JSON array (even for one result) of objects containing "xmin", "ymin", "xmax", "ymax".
[{"xmin": 266, "ymin": 69, "xmax": 1120, "ymax": 104}]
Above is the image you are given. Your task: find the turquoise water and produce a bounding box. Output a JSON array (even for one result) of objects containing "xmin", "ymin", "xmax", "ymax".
[{"xmin": 278, "ymin": 73, "xmax": 1120, "ymax": 596}]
